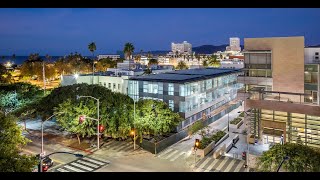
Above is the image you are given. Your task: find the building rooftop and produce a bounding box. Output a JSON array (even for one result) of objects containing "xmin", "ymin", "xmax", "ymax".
[{"xmin": 129, "ymin": 68, "xmax": 241, "ymax": 83}]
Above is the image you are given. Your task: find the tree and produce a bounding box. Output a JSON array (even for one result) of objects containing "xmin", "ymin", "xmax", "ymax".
[
  {"xmin": 124, "ymin": 42, "xmax": 135, "ymax": 60},
  {"xmin": 175, "ymin": 61, "xmax": 188, "ymax": 70},
  {"xmin": 0, "ymin": 63, "xmax": 11, "ymax": 83},
  {"xmin": 208, "ymin": 54, "xmax": 220, "ymax": 67},
  {"xmin": 148, "ymin": 58, "xmax": 158, "ymax": 67},
  {"xmin": 0, "ymin": 112, "xmax": 38, "ymax": 172},
  {"xmin": 134, "ymin": 99, "xmax": 182, "ymax": 142},
  {"xmin": 95, "ymin": 58, "xmax": 116, "ymax": 72},
  {"xmin": 187, "ymin": 121, "xmax": 204, "ymax": 139},
  {"xmin": 257, "ymin": 143, "xmax": 320, "ymax": 172},
  {"xmin": 143, "ymin": 68, "xmax": 152, "ymax": 75},
  {"xmin": 88, "ymin": 42, "xmax": 97, "ymax": 79},
  {"xmin": 202, "ymin": 60, "xmax": 208, "ymax": 67},
  {"xmin": 54, "ymin": 99, "xmax": 98, "ymax": 144}
]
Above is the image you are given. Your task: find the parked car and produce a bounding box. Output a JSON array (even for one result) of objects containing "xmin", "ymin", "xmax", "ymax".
[{"xmin": 36, "ymin": 154, "xmax": 54, "ymax": 172}]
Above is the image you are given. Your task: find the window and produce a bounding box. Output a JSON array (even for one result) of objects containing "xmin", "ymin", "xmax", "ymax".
[
  {"xmin": 99, "ymin": 82, "xmax": 102, "ymax": 86},
  {"xmin": 113, "ymin": 83, "xmax": 116, "ymax": 89},
  {"xmin": 179, "ymin": 101, "xmax": 185, "ymax": 112},
  {"xmin": 118, "ymin": 84, "xmax": 120, "ymax": 90},
  {"xmin": 158, "ymin": 83, "xmax": 163, "ymax": 94},
  {"xmin": 315, "ymin": 52, "xmax": 319, "ymax": 56},
  {"xmin": 206, "ymin": 79, "xmax": 212, "ymax": 90},
  {"xmin": 169, "ymin": 100, "xmax": 174, "ymax": 111},
  {"xmin": 168, "ymin": 83, "xmax": 174, "ymax": 95},
  {"xmin": 108, "ymin": 83, "xmax": 111, "ymax": 89},
  {"xmin": 143, "ymin": 81, "xmax": 148, "ymax": 93},
  {"xmin": 316, "ymin": 56, "xmax": 319, "ymax": 60},
  {"xmin": 104, "ymin": 82, "xmax": 106, "ymax": 87},
  {"xmin": 179, "ymin": 85, "xmax": 185, "ymax": 96}
]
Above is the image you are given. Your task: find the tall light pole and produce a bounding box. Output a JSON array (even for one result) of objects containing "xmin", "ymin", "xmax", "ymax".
[
  {"xmin": 42, "ymin": 61, "xmax": 46, "ymax": 96},
  {"xmin": 77, "ymin": 95, "xmax": 100, "ymax": 149},
  {"xmin": 79, "ymin": 115, "xmax": 101, "ymax": 149},
  {"xmin": 224, "ymin": 92, "xmax": 230, "ymax": 132},
  {"xmin": 133, "ymin": 97, "xmax": 144, "ymax": 150}
]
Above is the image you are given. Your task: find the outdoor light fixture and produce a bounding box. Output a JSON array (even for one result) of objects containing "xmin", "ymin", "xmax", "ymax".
[
  {"xmin": 74, "ymin": 74, "xmax": 79, "ymax": 79},
  {"xmin": 195, "ymin": 139, "xmax": 200, "ymax": 148}
]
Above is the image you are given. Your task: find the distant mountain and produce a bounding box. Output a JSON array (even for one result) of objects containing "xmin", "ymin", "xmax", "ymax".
[{"xmin": 133, "ymin": 44, "xmax": 244, "ymax": 56}]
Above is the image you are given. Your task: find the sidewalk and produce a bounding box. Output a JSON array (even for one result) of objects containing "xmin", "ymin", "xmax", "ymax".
[{"xmin": 21, "ymin": 119, "xmax": 94, "ymax": 154}]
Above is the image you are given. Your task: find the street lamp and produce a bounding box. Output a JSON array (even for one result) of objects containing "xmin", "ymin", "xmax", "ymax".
[
  {"xmin": 276, "ymin": 156, "xmax": 290, "ymax": 172},
  {"xmin": 39, "ymin": 151, "xmax": 83, "ymax": 172},
  {"xmin": 133, "ymin": 97, "xmax": 144, "ymax": 150},
  {"xmin": 224, "ymin": 92, "xmax": 230, "ymax": 132},
  {"xmin": 194, "ymin": 139, "xmax": 200, "ymax": 166},
  {"xmin": 76, "ymin": 95, "xmax": 100, "ymax": 149}
]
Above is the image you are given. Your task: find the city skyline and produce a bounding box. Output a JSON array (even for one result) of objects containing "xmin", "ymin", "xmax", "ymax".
[{"xmin": 0, "ymin": 8, "xmax": 320, "ymax": 56}]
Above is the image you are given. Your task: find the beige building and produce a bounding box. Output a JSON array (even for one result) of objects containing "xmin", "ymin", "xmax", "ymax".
[{"xmin": 239, "ymin": 36, "xmax": 320, "ymax": 149}]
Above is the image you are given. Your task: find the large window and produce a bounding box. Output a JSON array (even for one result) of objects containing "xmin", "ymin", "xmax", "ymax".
[
  {"xmin": 168, "ymin": 83, "xmax": 174, "ymax": 95},
  {"xmin": 206, "ymin": 79, "xmax": 213, "ymax": 90},
  {"xmin": 143, "ymin": 81, "xmax": 163, "ymax": 94},
  {"xmin": 179, "ymin": 101, "xmax": 185, "ymax": 112}
]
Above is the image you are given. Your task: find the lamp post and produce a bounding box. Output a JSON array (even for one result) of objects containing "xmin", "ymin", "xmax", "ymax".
[
  {"xmin": 224, "ymin": 92, "xmax": 230, "ymax": 132},
  {"xmin": 133, "ymin": 97, "xmax": 144, "ymax": 150},
  {"xmin": 276, "ymin": 156, "xmax": 289, "ymax": 172},
  {"xmin": 77, "ymin": 95, "xmax": 100, "ymax": 149},
  {"xmin": 39, "ymin": 152, "xmax": 83, "ymax": 172},
  {"xmin": 194, "ymin": 139, "xmax": 200, "ymax": 166}
]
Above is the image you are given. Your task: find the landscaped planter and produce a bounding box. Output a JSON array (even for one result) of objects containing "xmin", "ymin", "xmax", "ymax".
[
  {"xmin": 229, "ymin": 117, "xmax": 243, "ymax": 130},
  {"xmin": 191, "ymin": 131, "xmax": 227, "ymax": 158}
]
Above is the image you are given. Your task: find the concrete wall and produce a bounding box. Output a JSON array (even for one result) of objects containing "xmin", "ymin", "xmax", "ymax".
[
  {"xmin": 305, "ymin": 47, "xmax": 320, "ymax": 64},
  {"xmin": 244, "ymin": 37, "xmax": 305, "ymax": 94},
  {"xmin": 245, "ymin": 99, "xmax": 320, "ymax": 117}
]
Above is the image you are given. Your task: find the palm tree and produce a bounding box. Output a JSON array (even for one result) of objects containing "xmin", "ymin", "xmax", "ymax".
[
  {"xmin": 208, "ymin": 54, "xmax": 220, "ymax": 67},
  {"xmin": 88, "ymin": 42, "xmax": 96, "ymax": 84},
  {"xmin": 123, "ymin": 42, "xmax": 135, "ymax": 60}
]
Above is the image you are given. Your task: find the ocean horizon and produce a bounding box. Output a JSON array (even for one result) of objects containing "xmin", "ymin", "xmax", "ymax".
[{"xmin": 0, "ymin": 56, "xmax": 93, "ymax": 65}]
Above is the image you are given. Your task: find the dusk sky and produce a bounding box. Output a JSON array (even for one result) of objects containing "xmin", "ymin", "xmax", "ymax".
[{"xmin": 1, "ymin": 8, "xmax": 320, "ymax": 56}]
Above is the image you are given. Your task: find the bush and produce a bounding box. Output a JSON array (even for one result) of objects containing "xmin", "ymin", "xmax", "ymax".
[
  {"xmin": 198, "ymin": 131, "xmax": 226, "ymax": 149},
  {"xmin": 230, "ymin": 117, "xmax": 242, "ymax": 125},
  {"xmin": 239, "ymin": 112, "xmax": 244, "ymax": 117},
  {"xmin": 188, "ymin": 121, "xmax": 204, "ymax": 136}
]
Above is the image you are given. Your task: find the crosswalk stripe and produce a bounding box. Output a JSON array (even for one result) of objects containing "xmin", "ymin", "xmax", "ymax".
[
  {"xmin": 184, "ymin": 150, "xmax": 193, "ymax": 159},
  {"xmin": 109, "ymin": 142, "xmax": 126, "ymax": 150},
  {"xmin": 204, "ymin": 158, "xmax": 218, "ymax": 172},
  {"xmin": 164, "ymin": 150, "xmax": 179, "ymax": 160},
  {"xmin": 104, "ymin": 140, "xmax": 115, "ymax": 146},
  {"xmin": 224, "ymin": 159, "xmax": 237, "ymax": 172},
  {"xmin": 77, "ymin": 160, "xmax": 100, "ymax": 168},
  {"xmin": 234, "ymin": 161, "xmax": 244, "ymax": 172},
  {"xmin": 56, "ymin": 168, "xmax": 69, "ymax": 172},
  {"xmin": 195, "ymin": 158, "xmax": 212, "ymax": 172},
  {"xmin": 158, "ymin": 148, "xmax": 173, "ymax": 157},
  {"xmin": 83, "ymin": 157, "xmax": 106, "ymax": 165},
  {"xmin": 215, "ymin": 157, "xmax": 229, "ymax": 171},
  {"xmin": 64, "ymin": 165, "xmax": 85, "ymax": 172},
  {"xmin": 170, "ymin": 152, "xmax": 185, "ymax": 161},
  {"xmin": 71, "ymin": 162, "xmax": 93, "ymax": 171},
  {"xmin": 113, "ymin": 142, "xmax": 132, "ymax": 151}
]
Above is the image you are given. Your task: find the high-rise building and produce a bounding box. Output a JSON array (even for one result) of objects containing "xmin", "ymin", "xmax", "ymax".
[
  {"xmin": 171, "ymin": 41, "xmax": 192, "ymax": 55},
  {"xmin": 226, "ymin": 37, "xmax": 241, "ymax": 51}
]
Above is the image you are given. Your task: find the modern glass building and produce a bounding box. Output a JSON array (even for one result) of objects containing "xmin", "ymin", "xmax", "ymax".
[{"xmin": 128, "ymin": 68, "xmax": 242, "ymax": 130}]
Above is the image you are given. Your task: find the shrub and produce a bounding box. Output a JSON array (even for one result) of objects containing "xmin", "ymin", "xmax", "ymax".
[
  {"xmin": 198, "ymin": 131, "xmax": 226, "ymax": 149},
  {"xmin": 230, "ymin": 117, "xmax": 242, "ymax": 125}
]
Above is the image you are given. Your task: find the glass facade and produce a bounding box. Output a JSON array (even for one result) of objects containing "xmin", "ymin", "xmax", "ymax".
[
  {"xmin": 304, "ymin": 64, "xmax": 319, "ymax": 104},
  {"xmin": 253, "ymin": 108, "xmax": 320, "ymax": 148},
  {"xmin": 128, "ymin": 73, "xmax": 240, "ymax": 124}
]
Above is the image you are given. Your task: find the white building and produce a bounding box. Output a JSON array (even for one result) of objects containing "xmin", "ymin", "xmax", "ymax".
[
  {"xmin": 61, "ymin": 74, "xmax": 129, "ymax": 94},
  {"xmin": 171, "ymin": 41, "xmax": 192, "ymax": 55},
  {"xmin": 98, "ymin": 54, "xmax": 120, "ymax": 60},
  {"xmin": 220, "ymin": 60, "xmax": 244, "ymax": 69},
  {"xmin": 226, "ymin": 37, "xmax": 241, "ymax": 52},
  {"xmin": 305, "ymin": 46, "xmax": 320, "ymax": 64}
]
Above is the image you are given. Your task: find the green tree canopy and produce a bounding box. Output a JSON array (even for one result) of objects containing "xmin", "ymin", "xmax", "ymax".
[
  {"xmin": 134, "ymin": 99, "xmax": 182, "ymax": 141},
  {"xmin": 175, "ymin": 61, "xmax": 188, "ymax": 70},
  {"xmin": 0, "ymin": 113, "xmax": 37, "ymax": 172},
  {"xmin": 258, "ymin": 143, "xmax": 320, "ymax": 172},
  {"xmin": 148, "ymin": 59, "xmax": 158, "ymax": 67},
  {"xmin": 207, "ymin": 54, "xmax": 220, "ymax": 68},
  {"xmin": 95, "ymin": 58, "xmax": 117, "ymax": 72}
]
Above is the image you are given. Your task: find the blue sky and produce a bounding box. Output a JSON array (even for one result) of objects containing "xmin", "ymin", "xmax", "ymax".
[{"xmin": 0, "ymin": 8, "xmax": 319, "ymax": 56}]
